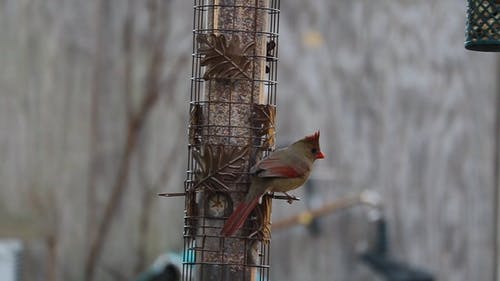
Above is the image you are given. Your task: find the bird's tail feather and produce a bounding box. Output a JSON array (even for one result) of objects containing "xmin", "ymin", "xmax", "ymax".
[{"xmin": 221, "ymin": 197, "xmax": 260, "ymax": 236}]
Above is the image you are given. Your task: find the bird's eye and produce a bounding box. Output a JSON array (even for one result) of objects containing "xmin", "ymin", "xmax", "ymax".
[{"xmin": 311, "ymin": 148, "xmax": 318, "ymax": 154}]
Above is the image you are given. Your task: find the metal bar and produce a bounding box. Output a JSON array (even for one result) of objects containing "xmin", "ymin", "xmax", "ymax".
[
  {"xmin": 495, "ymin": 54, "xmax": 500, "ymax": 281},
  {"xmin": 270, "ymin": 194, "xmax": 300, "ymax": 201},
  {"xmin": 158, "ymin": 192, "xmax": 186, "ymax": 197}
]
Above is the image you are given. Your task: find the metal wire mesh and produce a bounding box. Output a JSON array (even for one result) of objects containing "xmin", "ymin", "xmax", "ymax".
[
  {"xmin": 183, "ymin": 0, "xmax": 280, "ymax": 280},
  {"xmin": 465, "ymin": 0, "xmax": 500, "ymax": 51}
]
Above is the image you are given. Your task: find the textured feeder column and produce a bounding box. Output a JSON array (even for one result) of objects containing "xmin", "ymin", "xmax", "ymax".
[
  {"xmin": 204, "ymin": 0, "xmax": 269, "ymax": 137},
  {"xmin": 194, "ymin": 0, "xmax": 270, "ymax": 281}
]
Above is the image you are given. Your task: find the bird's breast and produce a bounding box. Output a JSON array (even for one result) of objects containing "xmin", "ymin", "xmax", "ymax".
[{"xmin": 268, "ymin": 174, "xmax": 309, "ymax": 193}]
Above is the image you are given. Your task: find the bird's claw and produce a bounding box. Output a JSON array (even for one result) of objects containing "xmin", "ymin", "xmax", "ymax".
[{"xmin": 249, "ymin": 230, "xmax": 259, "ymax": 238}]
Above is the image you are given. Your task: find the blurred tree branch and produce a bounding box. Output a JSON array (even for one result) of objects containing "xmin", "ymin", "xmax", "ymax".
[
  {"xmin": 86, "ymin": 0, "xmax": 108, "ymax": 249},
  {"xmin": 84, "ymin": 0, "xmax": 186, "ymax": 280},
  {"xmin": 27, "ymin": 189, "xmax": 60, "ymax": 281},
  {"xmin": 134, "ymin": 118, "xmax": 184, "ymax": 274}
]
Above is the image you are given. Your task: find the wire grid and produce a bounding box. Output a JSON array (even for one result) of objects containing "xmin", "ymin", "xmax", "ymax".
[
  {"xmin": 183, "ymin": 0, "xmax": 280, "ymax": 280},
  {"xmin": 465, "ymin": 0, "xmax": 500, "ymax": 51}
]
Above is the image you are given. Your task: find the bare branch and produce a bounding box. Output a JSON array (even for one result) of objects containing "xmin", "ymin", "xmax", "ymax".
[
  {"xmin": 84, "ymin": 1, "xmax": 167, "ymax": 279},
  {"xmin": 123, "ymin": 0, "xmax": 135, "ymax": 122}
]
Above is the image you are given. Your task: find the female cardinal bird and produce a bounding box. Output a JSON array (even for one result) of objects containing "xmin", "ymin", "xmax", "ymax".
[{"xmin": 221, "ymin": 131, "xmax": 325, "ymax": 236}]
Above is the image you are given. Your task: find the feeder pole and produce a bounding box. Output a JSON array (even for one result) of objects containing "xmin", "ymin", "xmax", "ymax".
[{"xmin": 181, "ymin": 1, "xmax": 280, "ymax": 280}]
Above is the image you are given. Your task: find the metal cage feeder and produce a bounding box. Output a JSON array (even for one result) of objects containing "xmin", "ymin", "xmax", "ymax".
[
  {"xmin": 181, "ymin": 0, "xmax": 280, "ymax": 280},
  {"xmin": 465, "ymin": 0, "xmax": 500, "ymax": 51}
]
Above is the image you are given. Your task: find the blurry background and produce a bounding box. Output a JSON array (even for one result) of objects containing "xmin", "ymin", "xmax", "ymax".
[{"xmin": 0, "ymin": 0, "xmax": 498, "ymax": 280}]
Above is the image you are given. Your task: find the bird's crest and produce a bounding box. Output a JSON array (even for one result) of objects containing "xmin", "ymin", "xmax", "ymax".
[{"xmin": 304, "ymin": 131, "xmax": 320, "ymax": 146}]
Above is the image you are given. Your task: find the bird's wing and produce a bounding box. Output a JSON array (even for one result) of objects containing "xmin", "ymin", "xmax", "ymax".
[{"xmin": 251, "ymin": 151, "xmax": 308, "ymax": 178}]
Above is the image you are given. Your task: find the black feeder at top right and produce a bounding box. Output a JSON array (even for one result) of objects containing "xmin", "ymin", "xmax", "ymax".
[{"xmin": 465, "ymin": 0, "xmax": 500, "ymax": 51}]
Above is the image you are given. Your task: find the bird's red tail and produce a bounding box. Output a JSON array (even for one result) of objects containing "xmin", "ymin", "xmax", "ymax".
[{"xmin": 221, "ymin": 197, "xmax": 260, "ymax": 236}]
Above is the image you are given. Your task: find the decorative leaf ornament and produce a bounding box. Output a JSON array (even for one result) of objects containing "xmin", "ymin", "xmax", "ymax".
[
  {"xmin": 197, "ymin": 34, "xmax": 255, "ymax": 80},
  {"xmin": 189, "ymin": 103, "xmax": 204, "ymax": 145},
  {"xmin": 252, "ymin": 104, "xmax": 276, "ymax": 149},
  {"xmin": 265, "ymin": 40, "xmax": 276, "ymax": 74},
  {"xmin": 192, "ymin": 144, "xmax": 249, "ymax": 191}
]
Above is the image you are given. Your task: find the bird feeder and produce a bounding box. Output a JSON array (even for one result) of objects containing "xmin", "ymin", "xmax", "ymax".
[
  {"xmin": 465, "ymin": 0, "xmax": 500, "ymax": 51},
  {"xmin": 180, "ymin": 0, "xmax": 279, "ymax": 280}
]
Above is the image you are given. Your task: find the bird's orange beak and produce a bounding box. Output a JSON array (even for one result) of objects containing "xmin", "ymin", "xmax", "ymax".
[{"xmin": 315, "ymin": 151, "xmax": 325, "ymax": 159}]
